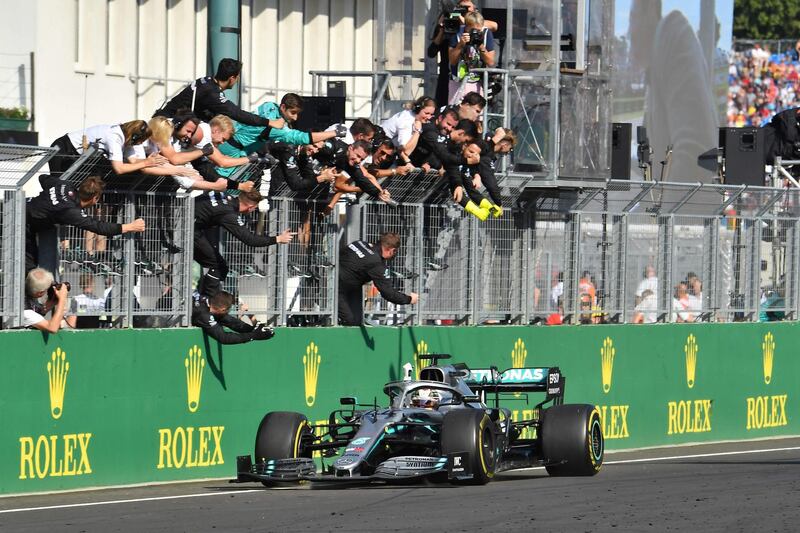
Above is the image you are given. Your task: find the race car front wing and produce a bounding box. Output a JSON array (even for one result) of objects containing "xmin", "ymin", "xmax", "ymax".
[{"xmin": 233, "ymin": 453, "xmax": 473, "ymax": 484}]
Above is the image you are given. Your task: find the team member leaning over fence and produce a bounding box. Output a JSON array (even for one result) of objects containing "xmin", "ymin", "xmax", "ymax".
[
  {"xmin": 324, "ymin": 117, "xmax": 377, "ymax": 145},
  {"xmin": 450, "ymin": 140, "xmax": 492, "ymax": 220},
  {"xmin": 22, "ymin": 267, "xmax": 69, "ymax": 333},
  {"xmin": 216, "ymin": 93, "xmax": 345, "ymax": 178},
  {"xmin": 154, "ymin": 58, "xmax": 284, "ymax": 132},
  {"xmin": 49, "ymin": 120, "xmax": 167, "ymax": 177},
  {"xmin": 474, "ymin": 127, "xmax": 517, "ymax": 218},
  {"xmin": 380, "ymin": 96, "xmax": 437, "ymax": 163},
  {"xmin": 268, "ymin": 140, "xmax": 338, "ymax": 195},
  {"xmin": 191, "ymin": 290, "xmax": 274, "ymax": 345},
  {"xmin": 193, "ymin": 190, "xmax": 294, "ymax": 298},
  {"xmin": 26, "ymin": 176, "xmax": 145, "ymax": 274},
  {"xmin": 337, "ymin": 233, "xmax": 419, "ymax": 326},
  {"xmin": 316, "ymin": 139, "xmax": 394, "ymax": 204},
  {"xmin": 410, "ymin": 107, "xmax": 460, "ymax": 170}
]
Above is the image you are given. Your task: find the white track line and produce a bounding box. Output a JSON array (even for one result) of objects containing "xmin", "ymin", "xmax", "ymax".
[
  {"xmin": 0, "ymin": 489, "xmax": 262, "ymax": 515},
  {"xmin": 2, "ymin": 445, "xmax": 800, "ymax": 515}
]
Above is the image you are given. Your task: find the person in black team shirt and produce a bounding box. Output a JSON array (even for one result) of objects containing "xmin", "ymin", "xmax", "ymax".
[
  {"xmin": 26, "ymin": 175, "xmax": 145, "ymax": 274},
  {"xmin": 474, "ymin": 127, "xmax": 517, "ymax": 218},
  {"xmin": 410, "ymin": 107, "xmax": 460, "ymax": 170},
  {"xmin": 154, "ymin": 58, "xmax": 284, "ymax": 131},
  {"xmin": 338, "ymin": 232, "xmax": 419, "ymax": 326},
  {"xmin": 316, "ymin": 139, "xmax": 394, "ymax": 204},
  {"xmin": 192, "ymin": 290, "xmax": 274, "ymax": 344},
  {"xmin": 193, "ymin": 189, "xmax": 294, "ymax": 298}
]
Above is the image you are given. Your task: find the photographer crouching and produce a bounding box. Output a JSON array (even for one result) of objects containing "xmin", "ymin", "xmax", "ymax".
[{"xmin": 23, "ymin": 268, "xmax": 70, "ymax": 333}]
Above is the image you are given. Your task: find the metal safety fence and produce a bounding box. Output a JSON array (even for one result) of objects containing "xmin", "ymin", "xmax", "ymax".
[
  {"xmin": 0, "ymin": 144, "xmax": 56, "ymax": 327},
  {"xmin": 7, "ymin": 141, "xmax": 800, "ymax": 328}
]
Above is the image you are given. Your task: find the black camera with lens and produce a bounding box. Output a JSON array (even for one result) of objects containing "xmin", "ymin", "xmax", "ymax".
[
  {"xmin": 440, "ymin": 1, "xmax": 468, "ymax": 36},
  {"xmin": 468, "ymin": 28, "xmax": 484, "ymax": 47},
  {"xmin": 47, "ymin": 281, "xmax": 71, "ymax": 300}
]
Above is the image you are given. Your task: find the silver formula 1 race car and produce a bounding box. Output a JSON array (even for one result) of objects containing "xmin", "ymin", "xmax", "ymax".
[{"xmin": 234, "ymin": 354, "xmax": 603, "ymax": 486}]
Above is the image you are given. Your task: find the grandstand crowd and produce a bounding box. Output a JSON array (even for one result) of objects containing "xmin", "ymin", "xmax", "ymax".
[
  {"xmin": 727, "ymin": 42, "xmax": 800, "ymax": 127},
  {"xmin": 22, "ymin": 1, "xmax": 521, "ymax": 339}
]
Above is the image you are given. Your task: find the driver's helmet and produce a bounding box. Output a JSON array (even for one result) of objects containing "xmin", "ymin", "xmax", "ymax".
[{"xmin": 410, "ymin": 388, "xmax": 441, "ymax": 409}]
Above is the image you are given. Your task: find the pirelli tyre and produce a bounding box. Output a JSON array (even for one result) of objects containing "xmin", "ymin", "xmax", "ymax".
[
  {"xmin": 254, "ymin": 411, "xmax": 312, "ymax": 464},
  {"xmin": 440, "ymin": 409, "xmax": 498, "ymax": 485},
  {"xmin": 541, "ymin": 404, "xmax": 604, "ymax": 476}
]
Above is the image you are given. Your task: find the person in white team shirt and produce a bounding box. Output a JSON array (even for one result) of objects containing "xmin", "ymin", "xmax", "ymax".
[
  {"xmin": 49, "ymin": 120, "xmax": 166, "ymax": 176},
  {"xmin": 380, "ymin": 96, "xmax": 437, "ymax": 163},
  {"xmin": 127, "ymin": 115, "xmax": 254, "ymax": 194}
]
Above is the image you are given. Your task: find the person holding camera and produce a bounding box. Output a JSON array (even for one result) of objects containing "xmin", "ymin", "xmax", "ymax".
[
  {"xmin": 448, "ymin": 11, "xmax": 496, "ymax": 105},
  {"xmin": 191, "ymin": 290, "xmax": 274, "ymax": 345},
  {"xmin": 23, "ymin": 268, "xmax": 69, "ymax": 333}
]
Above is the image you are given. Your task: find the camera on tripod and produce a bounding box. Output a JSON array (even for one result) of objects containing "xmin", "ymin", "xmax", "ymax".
[
  {"xmin": 47, "ymin": 281, "xmax": 71, "ymax": 300},
  {"xmin": 440, "ymin": 0, "xmax": 468, "ymax": 36}
]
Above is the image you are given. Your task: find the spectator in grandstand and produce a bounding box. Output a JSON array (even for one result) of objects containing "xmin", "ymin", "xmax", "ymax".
[
  {"xmin": 448, "ymin": 11, "xmax": 496, "ymax": 105},
  {"xmin": 193, "ymin": 190, "xmax": 294, "ymax": 298},
  {"xmin": 65, "ymin": 273, "xmax": 107, "ymax": 329},
  {"xmin": 216, "ymin": 93, "xmax": 345, "ymax": 178},
  {"xmin": 635, "ymin": 265, "xmax": 658, "ymax": 306},
  {"xmin": 337, "ymin": 233, "xmax": 419, "ymax": 326},
  {"xmin": 191, "ymin": 290, "xmax": 275, "ymax": 345},
  {"xmin": 48, "ymin": 120, "xmax": 167, "ymax": 176},
  {"xmin": 672, "ymin": 281, "xmax": 694, "ymax": 323},
  {"xmin": 632, "ymin": 289, "xmax": 658, "ymax": 324},
  {"xmin": 727, "ymin": 46, "xmax": 800, "ymax": 129},
  {"xmin": 325, "ymin": 118, "xmax": 377, "ymax": 145},
  {"xmin": 381, "ymin": 96, "xmax": 437, "ymax": 163},
  {"xmin": 23, "ymin": 268, "xmax": 69, "ymax": 333},
  {"xmin": 154, "ymin": 58, "xmax": 284, "ymax": 131},
  {"xmin": 578, "ymin": 271, "xmax": 597, "ymax": 307},
  {"xmin": 550, "ymin": 271, "xmax": 564, "ymax": 309},
  {"xmin": 26, "ymin": 175, "xmax": 145, "ymax": 274},
  {"xmin": 687, "ymin": 272, "xmax": 703, "ymax": 313}
]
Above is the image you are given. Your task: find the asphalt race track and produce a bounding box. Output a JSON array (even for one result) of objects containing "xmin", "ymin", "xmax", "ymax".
[{"xmin": 2, "ymin": 438, "xmax": 799, "ymax": 532}]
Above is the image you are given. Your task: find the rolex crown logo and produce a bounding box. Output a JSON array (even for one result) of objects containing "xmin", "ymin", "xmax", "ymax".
[
  {"xmin": 511, "ymin": 338, "xmax": 527, "ymax": 368},
  {"xmin": 304, "ymin": 342, "xmax": 322, "ymax": 407},
  {"xmin": 414, "ymin": 340, "xmax": 428, "ymax": 380},
  {"xmin": 600, "ymin": 337, "xmax": 615, "ymax": 393},
  {"xmin": 685, "ymin": 334, "xmax": 698, "ymax": 389},
  {"xmin": 762, "ymin": 332, "xmax": 775, "ymax": 385},
  {"xmin": 185, "ymin": 345, "xmax": 205, "ymax": 413},
  {"xmin": 47, "ymin": 347, "xmax": 69, "ymax": 419}
]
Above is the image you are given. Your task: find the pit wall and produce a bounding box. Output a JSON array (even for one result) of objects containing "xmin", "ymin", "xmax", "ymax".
[{"xmin": 2, "ymin": 323, "xmax": 797, "ymax": 495}]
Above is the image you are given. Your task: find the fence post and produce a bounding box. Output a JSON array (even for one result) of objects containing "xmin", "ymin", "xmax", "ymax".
[
  {"xmin": 180, "ymin": 193, "xmax": 194, "ymax": 326},
  {"xmin": 564, "ymin": 212, "xmax": 580, "ymax": 324},
  {"xmin": 658, "ymin": 214, "xmax": 674, "ymax": 322}
]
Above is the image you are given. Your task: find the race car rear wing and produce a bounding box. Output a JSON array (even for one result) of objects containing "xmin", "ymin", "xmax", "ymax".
[{"xmin": 464, "ymin": 366, "xmax": 564, "ymax": 401}]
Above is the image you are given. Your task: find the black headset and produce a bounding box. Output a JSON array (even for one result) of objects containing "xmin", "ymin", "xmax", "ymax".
[
  {"xmin": 128, "ymin": 122, "xmax": 149, "ymax": 145},
  {"xmin": 412, "ymin": 96, "xmax": 434, "ymax": 114}
]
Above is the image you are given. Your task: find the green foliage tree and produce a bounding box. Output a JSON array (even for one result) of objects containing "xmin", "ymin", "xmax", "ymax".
[{"xmin": 734, "ymin": 0, "xmax": 800, "ymax": 40}]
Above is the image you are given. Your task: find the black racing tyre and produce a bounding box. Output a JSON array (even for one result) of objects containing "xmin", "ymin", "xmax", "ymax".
[
  {"xmin": 254, "ymin": 411, "xmax": 312, "ymax": 463},
  {"xmin": 440, "ymin": 409, "xmax": 498, "ymax": 485},
  {"xmin": 541, "ymin": 404, "xmax": 603, "ymax": 476}
]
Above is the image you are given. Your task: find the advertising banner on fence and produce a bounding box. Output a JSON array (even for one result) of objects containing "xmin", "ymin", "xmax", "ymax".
[{"xmin": 1, "ymin": 322, "xmax": 798, "ymax": 495}]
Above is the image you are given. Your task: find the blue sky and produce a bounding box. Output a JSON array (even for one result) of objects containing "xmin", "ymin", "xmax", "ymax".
[{"xmin": 615, "ymin": 0, "xmax": 734, "ymax": 50}]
